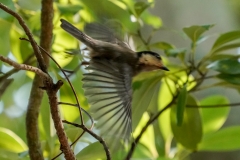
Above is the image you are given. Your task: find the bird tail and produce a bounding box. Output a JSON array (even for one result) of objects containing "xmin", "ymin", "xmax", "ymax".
[{"xmin": 60, "ymin": 19, "xmax": 96, "ymax": 48}]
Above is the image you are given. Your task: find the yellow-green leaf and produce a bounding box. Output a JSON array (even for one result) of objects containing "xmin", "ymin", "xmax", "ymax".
[
  {"xmin": 0, "ymin": 128, "xmax": 28, "ymax": 152},
  {"xmin": 171, "ymin": 95, "xmax": 202, "ymax": 149}
]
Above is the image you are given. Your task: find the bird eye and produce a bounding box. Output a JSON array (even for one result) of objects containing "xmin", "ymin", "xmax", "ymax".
[{"xmin": 155, "ymin": 54, "xmax": 161, "ymax": 60}]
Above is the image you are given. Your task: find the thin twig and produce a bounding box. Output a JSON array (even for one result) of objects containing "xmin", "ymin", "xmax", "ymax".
[{"xmin": 63, "ymin": 120, "xmax": 111, "ymax": 160}]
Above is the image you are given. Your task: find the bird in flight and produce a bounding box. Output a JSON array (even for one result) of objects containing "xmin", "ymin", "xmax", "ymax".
[{"xmin": 60, "ymin": 19, "xmax": 169, "ymax": 150}]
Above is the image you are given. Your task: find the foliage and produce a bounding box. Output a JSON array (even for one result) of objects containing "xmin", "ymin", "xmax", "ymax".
[{"xmin": 0, "ymin": 0, "xmax": 240, "ymax": 160}]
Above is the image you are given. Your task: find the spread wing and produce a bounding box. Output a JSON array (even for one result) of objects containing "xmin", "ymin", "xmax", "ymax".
[
  {"xmin": 82, "ymin": 58, "xmax": 133, "ymax": 146},
  {"xmin": 84, "ymin": 23, "xmax": 130, "ymax": 49}
]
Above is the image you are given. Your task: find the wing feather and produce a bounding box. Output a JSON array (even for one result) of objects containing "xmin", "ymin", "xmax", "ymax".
[{"xmin": 82, "ymin": 58, "xmax": 133, "ymax": 147}]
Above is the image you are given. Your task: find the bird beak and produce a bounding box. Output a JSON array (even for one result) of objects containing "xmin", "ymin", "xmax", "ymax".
[{"xmin": 160, "ymin": 66, "xmax": 169, "ymax": 71}]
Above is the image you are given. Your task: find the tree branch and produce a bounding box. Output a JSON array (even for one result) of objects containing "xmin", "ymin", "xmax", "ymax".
[
  {"xmin": 46, "ymin": 81, "xmax": 76, "ymax": 160},
  {"xmin": 40, "ymin": 0, "xmax": 53, "ymax": 66},
  {"xmin": 26, "ymin": 76, "xmax": 45, "ymax": 160},
  {"xmin": 25, "ymin": 0, "xmax": 53, "ymax": 159}
]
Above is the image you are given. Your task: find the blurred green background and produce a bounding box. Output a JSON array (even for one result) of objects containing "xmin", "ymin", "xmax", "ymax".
[{"xmin": 0, "ymin": 0, "xmax": 240, "ymax": 160}]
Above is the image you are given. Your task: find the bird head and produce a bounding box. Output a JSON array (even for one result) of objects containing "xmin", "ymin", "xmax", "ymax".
[{"xmin": 137, "ymin": 51, "xmax": 169, "ymax": 72}]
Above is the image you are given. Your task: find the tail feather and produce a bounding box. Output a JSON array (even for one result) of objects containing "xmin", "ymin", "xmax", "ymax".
[{"xmin": 60, "ymin": 19, "xmax": 96, "ymax": 48}]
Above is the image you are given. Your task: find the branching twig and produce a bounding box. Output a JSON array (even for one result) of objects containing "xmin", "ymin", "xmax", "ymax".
[{"xmin": 63, "ymin": 120, "xmax": 111, "ymax": 160}]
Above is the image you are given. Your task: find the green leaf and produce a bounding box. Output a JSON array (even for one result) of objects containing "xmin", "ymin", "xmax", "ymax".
[
  {"xmin": 183, "ymin": 25, "xmax": 214, "ymax": 43},
  {"xmin": 211, "ymin": 30, "xmax": 240, "ymax": 52},
  {"xmin": 18, "ymin": 0, "xmax": 41, "ymax": 11},
  {"xmin": 158, "ymin": 79, "xmax": 175, "ymax": 141},
  {"xmin": 171, "ymin": 95, "xmax": 202, "ymax": 150},
  {"xmin": 134, "ymin": 113, "xmax": 158, "ymax": 157},
  {"xmin": 157, "ymin": 157, "xmax": 177, "ymax": 160},
  {"xmin": 0, "ymin": 19, "xmax": 11, "ymax": 56},
  {"xmin": 199, "ymin": 126, "xmax": 240, "ymax": 151},
  {"xmin": 134, "ymin": 1, "xmax": 151, "ymax": 16},
  {"xmin": 132, "ymin": 77, "xmax": 160, "ymax": 130},
  {"xmin": 176, "ymin": 85, "xmax": 187, "ymax": 126},
  {"xmin": 150, "ymin": 41, "xmax": 174, "ymax": 50},
  {"xmin": 39, "ymin": 94, "xmax": 52, "ymax": 144},
  {"xmin": 211, "ymin": 43, "xmax": 240, "ymax": 54},
  {"xmin": 76, "ymin": 142, "xmax": 106, "ymax": 160},
  {"xmin": 133, "ymin": 143, "xmax": 153, "ymax": 158},
  {"xmin": 217, "ymin": 73, "xmax": 240, "ymax": 85},
  {"xmin": 0, "ymin": 0, "xmax": 15, "ymax": 22},
  {"xmin": 60, "ymin": 80, "xmax": 85, "ymax": 122},
  {"xmin": 200, "ymin": 95, "xmax": 230, "ymax": 134},
  {"xmin": 208, "ymin": 58, "xmax": 240, "ymax": 74},
  {"xmin": 57, "ymin": 4, "xmax": 83, "ymax": 15},
  {"xmin": 141, "ymin": 10, "xmax": 162, "ymax": 29},
  {"xmin": 120, "ymin": 0, "xmax": 135, "ymax": 15},
  {"xmin": 0, "ymin": 149, "xmax": 19, "ymax": 160},
  {"xmin": 153, "ymin": 120, "xmax": 165, "ymax": 156},
  {"xmin": 65, "ymin": 128, "xmax": 84, "ymax": 143},
  {"xmin": 165, "ymin": 48, "xmax": 187, "ymax": 57},
  {"xmin": 10, "ymin": 25, "xmax": 29, "ymax": 63},
  {"xmin": 208, "ymin": 54, "xmax": 235, "ymax": 62},
  {"xmin": 0, "ymin": 128, "xmax": 28, "ymax": 152},
  {"xmin": 80, "ymin": 0, "xmax": 139, "ymax": 33}
]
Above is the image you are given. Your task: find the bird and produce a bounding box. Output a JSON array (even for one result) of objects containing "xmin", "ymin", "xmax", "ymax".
[{"xmin": 60, "ymin": 19, "xmax": 169, "ymax": 149}]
